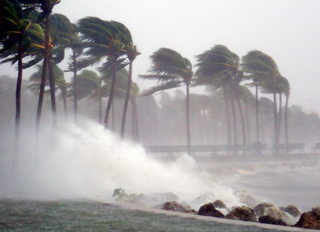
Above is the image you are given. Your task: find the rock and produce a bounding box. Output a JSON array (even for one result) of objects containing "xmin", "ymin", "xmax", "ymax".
[
  {"xmin": 254, "ymin": 202, "xmax": 274, "ymax": 217},
  {"xmin": 198, "ymin": 203, "xmax": 225, "ymax": 218},
  {"xmin": 294, "ymin": 207, "xmax": 320, "ymax": 230},
  {"xmin": 259, "ymin": 215, "xmax": 287, "ymax": 226},
  {"xmin": 281, "ymin": 205, "xmax": 301, "ymax": 217},
  {"xmin": 254, "ymin": 202, "xmax": 297, "ymax": 225},
  {"xmin": 226, "ymin": 206, "xmax": 257, "ymax": 222},
  {"xmin": 312, "ymin": 206, "xmax": 320, "ymax": 214},
  {"xmin": 161, "ymin": 201, "xmax": 196, "ymax": 214},
  {"xmin": 213, "ymin": 200, "xmax": 227, "ymax": 209}
]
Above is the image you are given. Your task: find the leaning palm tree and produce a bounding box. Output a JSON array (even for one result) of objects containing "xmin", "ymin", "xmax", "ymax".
[
  {"xmin": 195, "ymin": 45, "xmax": 246, "ymax": 155},
  {"xmin": 17, "ymin": 0, "xmax": 61, "ymax": 131},
  {"xmin": 0, "ymin": 0, "xmax": 32, "ymax": 153},
  {"xmin": 28, "ymin": 63, "xmax": 69, "ymax": 117},
  {"xmin": 77, "ymin": 17, "xmax": 132, "ymax": 129},
  {"xmin": 241, "ymin": 50, "xmax": 281, "ymax": 151},
  {"xmin": 139, "ymin": 48, "xmax": 193, "ymax": 155},
  {"xmin": 120, "ymin": 44, "xmax": 139, "ymax": 138}
]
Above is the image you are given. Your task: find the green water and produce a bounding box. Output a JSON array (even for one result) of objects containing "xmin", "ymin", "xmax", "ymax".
[{"xmin": 0, "ymin": 199, "xmax": 302, "ymax": 232}]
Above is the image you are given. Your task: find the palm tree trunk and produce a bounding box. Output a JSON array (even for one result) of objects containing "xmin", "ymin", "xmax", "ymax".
[
  {"xmin": 186, "ymin": 82, "xmax": 191, "ymax": 155},
  {"xmin": 72, "ymin": 49, "xmax": 78, "ymax": 124},
  {"xmin": 273, "ymin": 91, "xmax": 278, "ymax": 152},
  {"xmin": 285, "ymin": 93, "xmax": 290, "ymax": 153},
  {"xmin": 98, "ymin": 85, "xmax": 102, "ymax": 124},
  {"xmin": 131, "ymin": 97, "xmax": 140, "ymax": 142},
  {"xmin": 278, "ymin": 93, "xmax": 282, "ymax": 146},
  {"xmin": 245, "ymin": 101, "xmax": 251, "ymax": 144},
  {"xmin": 104, "ymin": 58, "xmax": 118, "ymax": 128},
  {"xmin": 36, "ymin": 57, "xmax": 48, "ymax": 133},
  {"xmin": 236, "ymin": 95, "xmax": 246, "ymax": 155},
  {"xmin": 230, "ymin": 97, "xmax": 238, "ymax": 155},
  {"xmin": 36, "ymin": 15, "xmax": 50, "ymax": 133},
  {"xmin": 48, "ymin": 55, "xmax": 57, "ymax": 128},
  {"xmin": 62, "ymin": 87, "xmax": 67, "ymax": 120},
  {"xmin": 223, "ymin": 86, "xmax": 232, "ymax": 146},
  {"xmin": 14, "ymin": 38, "xmax": 23, "ymax": 168},
  {"xmin": 121, "ymin": 60, "xmax": 133, "ymax": 138}
]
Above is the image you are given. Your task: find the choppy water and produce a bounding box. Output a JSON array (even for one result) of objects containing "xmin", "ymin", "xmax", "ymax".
[
  {"xmin": 0, "ymin": 199, "xmax": 313, "ymax": 232},
  {"xmin": 1, "ymin": 121, "xmax": 320, "ymax": 231}
]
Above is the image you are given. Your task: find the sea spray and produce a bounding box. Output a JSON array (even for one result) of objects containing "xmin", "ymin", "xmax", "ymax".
[{"xmin": 0, "ymin": 120, "xmax": 244, "ymax": 208}]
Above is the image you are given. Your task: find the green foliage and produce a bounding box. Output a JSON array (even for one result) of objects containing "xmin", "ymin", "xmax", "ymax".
[{"xmin": 112, "ymin": 188, "xmax": 136, "ymax": 200}]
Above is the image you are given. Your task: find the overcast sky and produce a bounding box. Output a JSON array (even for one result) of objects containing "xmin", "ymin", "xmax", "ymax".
[{"xmin": 1, "ymin": 0, "xmax": 320, "ymax": 112}]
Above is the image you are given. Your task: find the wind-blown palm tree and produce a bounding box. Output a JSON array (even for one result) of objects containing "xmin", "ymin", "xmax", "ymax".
[
  {"xmin": 77, "ymin": 17, "xmax": 132, "ymax": 129},
  {"xmin": 195, "ymin": 45, "xmax": 246, "ymax": 154},
  {"xmin": 120, "ymin": 44, "xmax": 139, "ymax": 138},
  {"xmin": 241, "ymin": 50, "xmax": 281, "ymax": 151},
  {"xmin": 17, "ymin": 0, "xmax": 61, "ymax": 131},
  {"xmin": 139, "ymin": 48, "xmax": 193, "ymax": 155},
  {"xmin": 28, "ymin": 63, "xmax": 69, "ymax": 117},
  {"xmin": 0, "ymin": 0, "xmax": 31, "ymax": 152}
]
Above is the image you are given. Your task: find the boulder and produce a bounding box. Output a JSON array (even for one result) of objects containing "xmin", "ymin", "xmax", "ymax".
[
  {"xmin": 198, "ymin": 203, "xmax": 225, "ymax": 218},
  {"xmin": 161, "ymin": 201, "xmax": 196, "ymax": 214},
  {"xmin": 226, "ymin": 206, "xmax": 257, "ymax": 222},
  {"xmin": 259, "ymin": 215, "xmax": 287, "ymax": 226},
  {"xmin": 281, "ymin": 205, "xmax": 301, "ymax": 217},
  {"xmin": 213, "ymin": 200, "xmax": 227, "ymax": 210},
  {"xmin": 254, "ymin": 202, "xmax": 274, "ymax": 217},
  {"xmin": 294, "ymin": 207, "xmax": 320, "ymax": 230}
]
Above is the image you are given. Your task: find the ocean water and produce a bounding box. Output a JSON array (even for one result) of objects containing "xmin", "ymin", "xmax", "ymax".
[
  {"xmin": 0, "ymin": 120, "xmax": 319, "ymax": 231},
  {"xmin": 0, "ymin": 199, "xmax": 316, "ymax": 232}
]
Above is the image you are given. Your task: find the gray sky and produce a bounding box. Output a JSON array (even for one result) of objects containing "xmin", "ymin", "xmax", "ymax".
[{"xmin": 1, "ymin": 0, "xmax": 320, "ymax": 112}]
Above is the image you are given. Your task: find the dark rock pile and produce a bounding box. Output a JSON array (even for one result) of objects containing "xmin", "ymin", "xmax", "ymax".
[
  {"xmin": 159, "ymin": 200, "xmax": 320, "ymax": 230},
  {"xmin": 294, "ymin": 206, "xmax": 320, "ymax": 230}
]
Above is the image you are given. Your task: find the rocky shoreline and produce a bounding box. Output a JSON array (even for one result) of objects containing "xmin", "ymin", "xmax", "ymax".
[{"xmin": 115, "ymin": 192, "xmax": 320, "ymax": 230}]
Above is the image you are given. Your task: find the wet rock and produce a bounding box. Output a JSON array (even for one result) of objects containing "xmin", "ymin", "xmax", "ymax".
[
  {"xmin": 226, "ymin": 206, "xmax": 257, "ymax": 222},
  {"xmin": 198, "ymin": 203, "xmax": 225, "ymax": 218},
  {"xmin": 281, "ymin": 205, "xmax": 301, "ymax": 217},
  {"xmin": 294, "ymin": 207, "xmax": 320, "ymax": 230},
  {"xmin": 312, "ymin": 206, "xmax": 320, "ymax": 214},
  {"xmin": 213, "ymin": 200, "xmax": 227, "ymax": 209},
  {"xmin": 259, "ymin": 215, "xmax": 287, "ymax": 226},
  {"xmin": 254, "ymin": 202, "xmax": 298, "ymax": 225},
  {"xmin": 161, "ymin": 201, "xmax": 196, "ymax": 214},
  {"xmin": 254, "ymin": 202, "xmax": 274, "ymax": 217}
]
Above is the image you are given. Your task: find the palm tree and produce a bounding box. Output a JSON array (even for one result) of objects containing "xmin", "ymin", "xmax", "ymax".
[
  {"xmin": 17, "ymin": 0, "xmax": 61, "ymax": 131},
  {"xmin": 77, "ymin": 17, "xmax": 132, "ymax": 129},
  {"xmin": 139, "ymin": 48, "xmax": 193, "ymax": 155},
  {"xmin": 195, "ymin": 45, "xmax": 246, "ymax": 154},
  {"xmin": 120, "ymin": 44, "xmax": 139, "ymax": 138},
  {"xmin": 0, "ymin": 0, "xmax": 31, "ymax": 152},
  {"xmin": 28, "ymin": 63, "xmax": 69, "ymax": 117},
  {"xmin": 241, "ymin": 50, "xmax": 281, "ymax": 151}
]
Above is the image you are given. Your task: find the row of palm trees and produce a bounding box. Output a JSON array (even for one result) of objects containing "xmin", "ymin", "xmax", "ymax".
[
  {"xmin": 0, "ymin": 0, "xmax": 139, "ymax": 146},
  {"xmin": 139, "ymin": 46, "xmax": 290, "ymax": 155},
  {"xmin": 0, "ymin": 0, "xmax": 290, "ymax": 156}
]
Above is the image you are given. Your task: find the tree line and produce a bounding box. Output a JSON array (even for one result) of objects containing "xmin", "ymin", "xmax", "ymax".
[{"xmin": 0, "ymin": 0, "xmax": 313, "ymax": 156}]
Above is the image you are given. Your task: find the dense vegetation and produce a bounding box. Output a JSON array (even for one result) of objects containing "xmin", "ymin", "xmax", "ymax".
[{"xmin": 1, "ymin": 0, "xmax": 319, "ymax": 154}]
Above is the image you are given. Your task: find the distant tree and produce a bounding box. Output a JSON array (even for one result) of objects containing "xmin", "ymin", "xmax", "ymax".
[
  {"xmin": 77, "ymin": 17, "xmax": 132, "ymax": 129},
  {"xmin": 195, "ymin": 45, "xmax": 246, "ymax": 154},
  {"xmin": 139, "ymin": 48, "xmax": 193, "ymax": 155},
  {"xmin": 241, "ymin": 50, "xmax": 281, "ymax": 150}
]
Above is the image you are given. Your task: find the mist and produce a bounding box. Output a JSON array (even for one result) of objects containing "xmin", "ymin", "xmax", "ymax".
[{"xmin": 1, "ymin": 118, "xmax": 251, "ymax": 211}]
